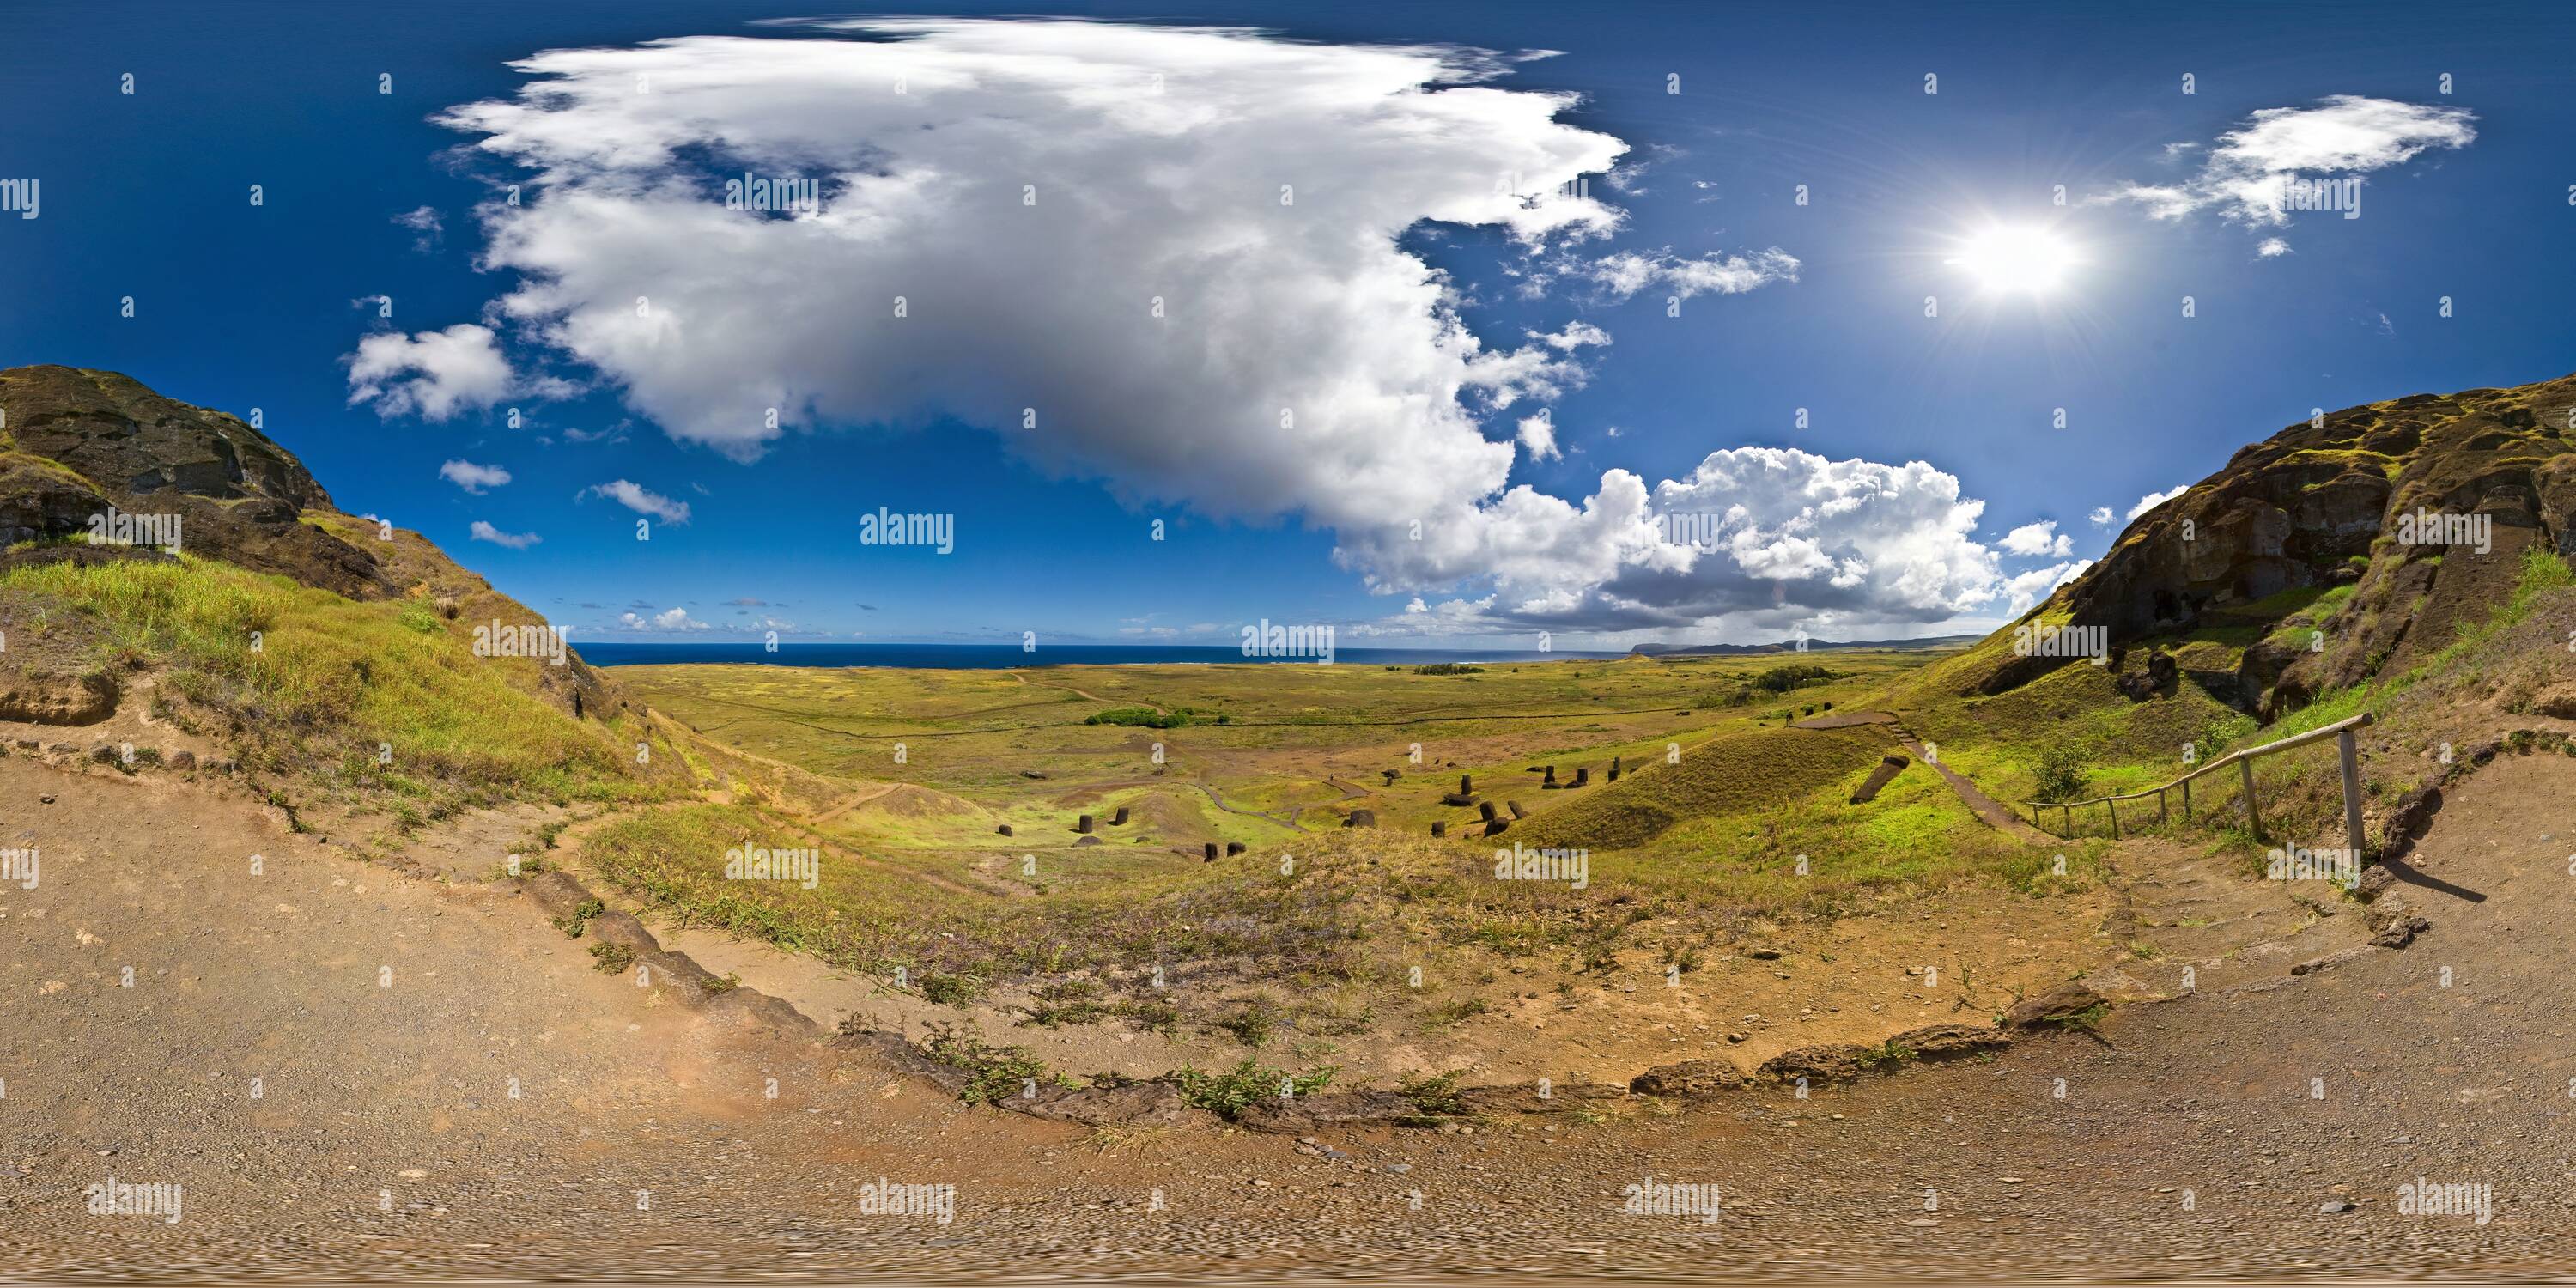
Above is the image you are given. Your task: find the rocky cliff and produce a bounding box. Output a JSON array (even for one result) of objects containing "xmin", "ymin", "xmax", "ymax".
[
  {"xmin": 0, "ymin": 364, "xmax": 611, "ymax": 723},
  {"xmin": 2007, "ymin": 370, "xmax": 2576, "ymax": 718}
]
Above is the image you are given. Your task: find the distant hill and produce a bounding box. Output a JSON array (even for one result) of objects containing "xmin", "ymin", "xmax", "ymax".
[{"xmin": 1627, "ymin": 635, "xmax": 1980, "ymax": 659}]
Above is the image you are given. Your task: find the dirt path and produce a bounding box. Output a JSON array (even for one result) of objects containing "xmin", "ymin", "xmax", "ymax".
[
  {"xmin": 1796, "ymin": 709, "xmax": 2051, "ymax": 841},
  {"xmin": 9, "ymin": 743, "xmax": 2574, "ymax": 1279}
]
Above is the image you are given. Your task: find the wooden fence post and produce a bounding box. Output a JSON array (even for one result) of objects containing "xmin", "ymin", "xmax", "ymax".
[
  {"xmin": 2181, "ymin": 777, "xmax": 2191, "ymax": 821},
  {"xmin": 2239, "ymin": 757, "xmax": 2261, "ymax": 842},
  {"xmin": 2107, "ymin": 798, "xmax": 2120, "ymax": 839},
  {"xmin": 2337, "ymin": 729, "xmax": 2366, "ymax": 855}
]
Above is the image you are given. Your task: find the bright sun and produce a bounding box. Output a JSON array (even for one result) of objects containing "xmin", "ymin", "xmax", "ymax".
[{"xmin": 1949, "ymin": 224, "xmax": 2081, "ymax": 295}]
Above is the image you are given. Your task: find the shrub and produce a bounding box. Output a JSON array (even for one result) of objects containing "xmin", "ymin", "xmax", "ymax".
[
  {"xmin": 2030, "ymin": 744, "xmax": 2092, "ymax": 803},
  {"xmin": 1165, "ymin": 1059, "xmax": 1337, "ymax": 1120}
]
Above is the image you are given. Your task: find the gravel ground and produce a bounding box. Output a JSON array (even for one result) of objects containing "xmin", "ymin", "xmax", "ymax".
[{"xmin": 4, "ymin": 750, "xmax": 2572, "ymax": 1282}]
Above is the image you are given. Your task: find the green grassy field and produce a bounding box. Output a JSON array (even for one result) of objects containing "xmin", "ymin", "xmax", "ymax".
[{"xmin": 593, "ymin": 647, "xmax": 2104, "ymax": 1054}]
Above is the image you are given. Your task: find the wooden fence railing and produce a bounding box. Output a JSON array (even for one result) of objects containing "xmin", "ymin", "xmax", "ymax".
[{"xmin": 2023, "ymin": 713, "xmax": 2372, "ymax": 850}]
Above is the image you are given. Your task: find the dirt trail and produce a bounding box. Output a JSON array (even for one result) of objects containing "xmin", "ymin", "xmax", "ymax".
[
  {"xmin": 8, "ymin": 743, "xmax": 2574, "ymax": 1279},
  {"xmin": 1795, "ymin": 709, "xmax": 2051, "ymax": 840}
]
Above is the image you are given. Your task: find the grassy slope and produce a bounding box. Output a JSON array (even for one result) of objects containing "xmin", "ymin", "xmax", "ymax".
[
  {"xmin": 0, "ymin": 555, "xmax": 683, "ymax": 828},
  {"xmin": 1884, "ymin": 546, "xmax": 2576, "ymax": 849}
]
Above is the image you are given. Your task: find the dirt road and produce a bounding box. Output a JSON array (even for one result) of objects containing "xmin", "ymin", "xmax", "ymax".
[{"xmin": 4, "ymin": 748, "xmax": 2571, "ymax": 1279}]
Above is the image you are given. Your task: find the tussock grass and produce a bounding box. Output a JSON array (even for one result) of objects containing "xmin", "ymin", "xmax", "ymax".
[{"xmin": 0, "ymin": 556, "xmax": 659, "ymax": 816}]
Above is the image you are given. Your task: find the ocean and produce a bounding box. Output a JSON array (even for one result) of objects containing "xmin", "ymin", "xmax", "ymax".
[{"xmin": 577, "ymin": 642, "xmax": 1625, "ymax": 669}]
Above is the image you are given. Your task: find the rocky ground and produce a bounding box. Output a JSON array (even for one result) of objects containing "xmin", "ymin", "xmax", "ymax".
[{"xmin": 3, "ymin": 743, "xmax": 2572, "ymax": 1281}]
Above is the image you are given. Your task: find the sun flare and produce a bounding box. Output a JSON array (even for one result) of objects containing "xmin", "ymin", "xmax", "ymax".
[{"xmin": 1949, "ymin": 224, "xmax": 2082, "ymax": 295}]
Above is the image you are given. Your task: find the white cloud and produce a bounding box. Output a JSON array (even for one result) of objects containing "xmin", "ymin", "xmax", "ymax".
[
  {"xmin": 581, "ymin": 479, "xmax": 690, "ymax": 525},
  {"xmin": 394, "ymin": 205, "xmax": 444, "ymax": 252},
  {"xmin": 439, "ymin": 459, "xmax": 512, "ymax": 494},
  {"xmin": 1516, "ymin": 409, "xmax": 1562, "ymax": 463},
  {"xmin": 2257, "ymin": 237, "xmax": 2291, "ymax": 258},
  {"xmin": 346, "ymin": 323, "xmax": 516, "ymax": 421},
  {"xmin": 1343, "ymin": 447, "xmax": 2015, "ymax": 638},
  {"xmin": 2128, "ymin": 485, "xmax": 2190, "ymax": 520},
  {"xmin": 2098, "ymin": 95, "xmax": 2476, "ymax": 248},
  {"xmin": 437, "ymin": 15, "xmax": 1636, "ymax": 550},
  {"xmin": 2002, "ymin": 559, "xmax": 2091, "ymax": 615},
  {"xmin": 619, "ymin": 606, "xmax": 708, "ymax": 630},
  {"xmin": 422, "ymin": 19, "xmax": 1944, "ymax": 638},
  {"xmin": 2087, "ymin": 506, "xmax": 2115, "ymax": 526},
  {"xmin": 1999, "ymin": 519, "xmax": 2073, "ymax": 558},
  {"xmin": 469, "ymin": 520, "xmax": 540, "ymax": 549},
  {"xmin": 1587, "ymin": 247, "xmax": 1799, "ymax": 300}
]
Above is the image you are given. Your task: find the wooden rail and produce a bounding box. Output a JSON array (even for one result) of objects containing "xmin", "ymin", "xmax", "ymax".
[{"xmin": 2023, "ymin": 713, "xmax": 2373, "ymax": 850}]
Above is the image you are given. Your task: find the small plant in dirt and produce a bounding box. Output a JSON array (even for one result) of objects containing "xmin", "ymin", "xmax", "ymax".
[
  {"xmin": 1417, "ymin": 997, "xmax": 1489, "ymax": 1031},
  {"xmin": 1394, "ymin": 1071, "xmax": 1468, "ymax": 1127},
  {"xmin": 1855, "ymin": 1040, "xmax": 1916, "ymax": 1071},
  {"xmin": 922, "ymin": 1023, "xmax": 1069, "ymax": 1106},
  {"xmin": 587, "ymin": 940, "xmax": 635, "ymax": 973},
  {"xmin": 555, "ymin": 898, "xmax": 605, "ymax": 939},
  {"xmin": 1165, "ymin": 1059, "xmax": 1337, "ymax": 1121},
  {"xmin": 1024, "ymin": 979, "xmax": 1110, "ymax": 1027},
  {"xmin": 1213, "ymin": 995, "xmax": 1288, "ymax": 1047},
  {"xmin": 702, "ymin": 971, "xmax": 741, "ymax": 994},
  {"xmin": 2051, "ymin": 1000, "xmax": 2112, "ymax": 1033},
  {"xmin": 918, "ymin": 971, "xmax": 989, "ymax": 1005}
]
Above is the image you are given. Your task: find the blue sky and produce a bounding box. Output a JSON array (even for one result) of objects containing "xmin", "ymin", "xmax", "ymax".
[{"xmin": 3, "ymin": 0, "xmax": 2568, "ymax": 647}]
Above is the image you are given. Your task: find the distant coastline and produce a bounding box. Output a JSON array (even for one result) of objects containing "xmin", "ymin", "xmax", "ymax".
[{"xmin": 577, "ymin": 642, "xmax": 1628, "ymax": 669}]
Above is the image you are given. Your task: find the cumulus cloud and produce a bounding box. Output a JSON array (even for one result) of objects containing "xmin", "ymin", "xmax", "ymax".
[
  {"xmin": 2129, "ymin": 485, "xmax": 2190, "ymax": 520},
  {"xmin": 2000, "ymin": 519, "xmax": 2073, "ymax": 558},
  {"xmin": 581, "ymin": 479, "xmax": 690, "ymax": 525},
  {"xmin": 1346, "ymin": 447, "xmax": 2016, "ymax": 638},
  {"xmin": 437, "ymin": 15, "xmax": 1635, "ymax": 534},
  {"xmin": 1516, "ymin": 409, "xmax": 1562, "ymax": 462},
  {"xmin": 347, "ymin": 323, "xmax": 515, "ymax": 420},
  {"xmin": 1586, "ymin": 247, "xmax": 1800, "ymax": 300},
  {"xmin": 2098, "ymin": 95, "xmax": 2475, "ymax": 248},
  {"xmin": 2087, "ymin": 506, "xmax": 2115, "ymax": 526},
  {"xmin": 2002, "ymin": 559, "xmax": 2091, "ymax": 615},
  {"xmin": 619, "ymin": 606, "xmax": 708, "ymax": 630},
  {"xmin": 428, "ymin": 19, "xmax": 1990, "ymax": 637},
  {"xmin": 439, "ymin": 459, "xmax": 512, "ymax": 494},
  {"xmin": 2257, "ymin": 237, "xmax": 2291, "ymax": 258},
  {"xmin": 469, "ymin": 520, "xmax": 540, "ymax": 549}
]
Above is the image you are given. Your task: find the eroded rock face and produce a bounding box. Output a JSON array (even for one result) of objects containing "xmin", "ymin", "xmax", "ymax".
[
  {"xmin": 1998, "ymin": 370, "xmax": 2576, "ymax": 709},
  {"xmin": 1, "ymin": 366, "xmax": 331, "ymax": 510},
  {"xmin": 0, "ymin": 365, "xmax": 392, "ymax": 600}
]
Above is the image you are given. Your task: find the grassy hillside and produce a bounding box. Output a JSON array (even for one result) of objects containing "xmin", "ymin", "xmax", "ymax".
[{"xmin": 0, "ymin": 555, "xmax": 683, "ymax": 826}]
